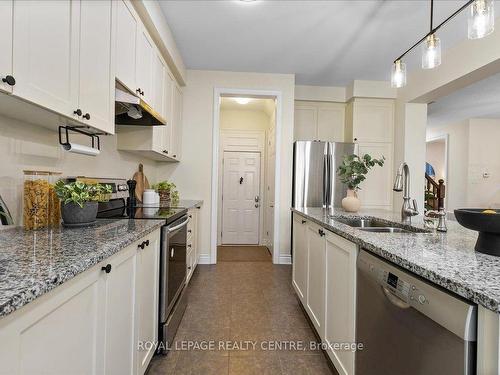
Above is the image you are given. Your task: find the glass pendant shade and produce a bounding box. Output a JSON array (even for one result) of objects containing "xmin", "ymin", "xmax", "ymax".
[
  {"xmin": 421, "ymin": 34, "xmax": 441, "ymax": 69},
  {"xmin": 468, "ymin": 0, "xmax": 494, "ymax": 39},
  {"xmin": 391, "ymin": 60, "xmax": 407, "ymax": 88}
]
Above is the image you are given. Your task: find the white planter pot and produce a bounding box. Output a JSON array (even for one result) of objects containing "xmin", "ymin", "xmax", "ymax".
[{"xmin": 342, "ymin": 189, "xmax": 361, "ymax": 213}]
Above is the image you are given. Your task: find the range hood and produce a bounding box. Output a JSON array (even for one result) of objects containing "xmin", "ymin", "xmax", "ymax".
[{"xmin": 115, "ymin": 84, "xmax": 166, "ymax": 126}]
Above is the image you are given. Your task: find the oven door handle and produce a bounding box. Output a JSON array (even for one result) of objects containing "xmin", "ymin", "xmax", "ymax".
[{"xmin": 168, "ymin": 217, "xmax": 189, "ymax": 233}]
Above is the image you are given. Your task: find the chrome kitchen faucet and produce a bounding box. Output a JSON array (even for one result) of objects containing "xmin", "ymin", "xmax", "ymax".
[{"xmin": 393, "ymin": 162, "xmax": 419, "ymax": 223}]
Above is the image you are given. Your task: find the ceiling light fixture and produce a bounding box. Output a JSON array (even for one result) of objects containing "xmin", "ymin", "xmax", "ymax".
[
  {"xmin": 468, "ymin": 0, "xmax": 494, "ymax": 39},
  {"xmin": 234, "ymin": 97, "xmax": 251, "ymax": 105},
  {"xmin": 391, "ymin": 0, "xmax": 494, "ymax": 88}
]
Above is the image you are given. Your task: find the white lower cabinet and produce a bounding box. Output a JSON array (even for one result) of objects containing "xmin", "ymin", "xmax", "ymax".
[
  {"xmin": 306, "ymin": 221, "xmax": 326, "ymax": 333},
  {"xmin": 135, "ymin": 234, "xmax": 160, "ymax": 374},
  {"xmin": 0, "ymin": 228, "xmax": 160, "ymax": 375},
  {"xmin": 325, "ymin": 231, "xmax": 358, "ymax": 375},
  {"xmin": 292, "ymin": 213, "xmax": 358, "ymax": 375},
  {"xmin": 292, "ymin": 213, "xmax": 308, "ymax": 304}
]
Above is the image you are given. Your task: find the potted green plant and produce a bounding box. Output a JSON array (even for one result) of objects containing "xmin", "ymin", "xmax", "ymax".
[
  {"xmin": 54, "ymin": 180, "xmax": 112, "ymax": 226},
  {"xmin": 152, "ymin": 181, "xmax": 177, "ymax": 207},
  {"xmin": 337, "ymin": 154, "xmax": 385, "ymax": 212}
]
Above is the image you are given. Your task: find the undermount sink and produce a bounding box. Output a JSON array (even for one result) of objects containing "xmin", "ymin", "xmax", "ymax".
[
  {"xmin": 358, "ymin": 227, "xmax": 410, "ymax": 233},
  {"xmin": 331, "ymin": 216, "xmax": 430, "ymax": 234}
]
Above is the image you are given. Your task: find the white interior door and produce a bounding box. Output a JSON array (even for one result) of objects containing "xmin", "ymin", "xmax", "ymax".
[{"xmin": 222, "ymin": 151, "xmax": 261, "ymax": 245}]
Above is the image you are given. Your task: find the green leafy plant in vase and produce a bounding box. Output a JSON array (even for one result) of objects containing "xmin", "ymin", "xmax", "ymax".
[
  {"xmin": 152, "ymin": 181, "xmax": 178, "ymax": 207},
  {"xmin": 337, "ymin": 154, "xmax": 385, "ymax": 212},
  {"xmin": 54, "ymin": 180, "xmax": 112, "ymax": 226}
]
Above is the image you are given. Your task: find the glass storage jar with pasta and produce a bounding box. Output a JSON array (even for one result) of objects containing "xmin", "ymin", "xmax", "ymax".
[{"xmin": 23, "ymin": 171, "xmax": 61, "ymax": 230}]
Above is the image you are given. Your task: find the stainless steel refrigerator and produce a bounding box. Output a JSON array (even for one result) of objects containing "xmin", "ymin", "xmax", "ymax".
[{"xmin": 292, "ymin": 141, "xmax": 357, "ymax": 209}]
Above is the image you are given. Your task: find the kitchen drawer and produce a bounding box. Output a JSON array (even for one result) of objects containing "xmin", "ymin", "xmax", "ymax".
[{"xmin": 186, "ymin": 248, "xmax": 194, "ymax": 283}]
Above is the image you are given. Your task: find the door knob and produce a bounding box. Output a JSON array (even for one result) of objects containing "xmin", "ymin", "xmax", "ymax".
[
  {"xmin": 2, "ymin": 75, "xmax": 15, "ymax": 86},
  {"xmin": 255, "ymin": 196, "xmax": 260, "ymax": 202},
  {"xmin": 255, "ymin": 203, "xmax": 259, "ymax": 208}
]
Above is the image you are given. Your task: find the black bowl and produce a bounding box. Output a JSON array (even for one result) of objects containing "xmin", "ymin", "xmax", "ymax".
[{"xmin": 455, "ymin": 209, "xmax": 500, "ymax": 256}]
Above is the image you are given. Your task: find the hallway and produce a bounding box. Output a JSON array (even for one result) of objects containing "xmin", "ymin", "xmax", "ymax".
[{"xmin": 147, "ymin": 259, "xmax": 334, "ymax": 374}]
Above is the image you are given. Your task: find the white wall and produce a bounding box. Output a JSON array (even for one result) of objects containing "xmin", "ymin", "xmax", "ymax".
[
  {"xmin": 467, "ymin": 119, "xmax": 500, "ymax": 208},
  {"xmin": 156, "ymin": 69, "xmax": 295, "ymax": 264},
  {"xmin": 220, "ymin": 109, "xmax": 270, "ymax": 131},
  {"xmin": 427, "ymin": 120, "xmax": 469, "ymax": 211},
  {"xmin": 0, "ymin": 115, "xmax": 157, "ymax": 225},
  {"xmin": 426, "ymin": 140, "xmax": 446, "ymax": 181}
]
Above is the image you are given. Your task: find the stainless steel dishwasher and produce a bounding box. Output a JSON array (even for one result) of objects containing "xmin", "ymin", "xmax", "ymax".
[{"xmin": 356, "ymin": 250, "xmax": 477, "ymax": 375}]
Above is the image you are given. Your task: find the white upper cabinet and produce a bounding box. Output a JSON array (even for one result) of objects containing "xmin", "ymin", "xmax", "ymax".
[
  {"xmin": 136, "ymin": 26, "xmax": 154, "ymax": 106},
  {"xmin": 171, "ymin": 83, "xmax": 183, "ymax": 160},
  {"xmin": 152, "ymin": 52, "xmax": 166, "ymax": 119},
  {"xmin": 349, "ymin": 98, "xmax": 394, "ymax": 143},
  {"xmin": 115, "ymin": 0, "xmax": 138, "ymax": 93},
  {"xmin": 12, "ymin": 0, "xmax": 79, "ymax": 118},
  {"xmin": 0, "ymin": 1, "xmax": 13, "ymax": 94},
  {"xmin": 78, "ymin": 0, "xmax": 114, "ymax": 134},
  {"xmin": 294, "ymin": 101, "xmax": 346, "ymax": 142}
]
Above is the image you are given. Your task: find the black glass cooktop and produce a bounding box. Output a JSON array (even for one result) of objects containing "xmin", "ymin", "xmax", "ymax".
[{"xmin": 97, "ymin": 200, "xmax": 187, "ymax": 224}]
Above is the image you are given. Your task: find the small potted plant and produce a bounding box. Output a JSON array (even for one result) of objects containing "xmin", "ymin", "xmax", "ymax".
[
  {"xmin": 54, "ymin": 180, "xmax": 112, "ymax": 226},
  {"xmin": 152, "ymin": 181, "xmax": 177, "ymax": 207},
  {"xmin": 337, "ymin": 154, "xmax": 385, "ymax": 212}
]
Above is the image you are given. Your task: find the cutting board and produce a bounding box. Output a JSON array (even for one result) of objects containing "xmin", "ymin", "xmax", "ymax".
[{"xmin": 132, "ymin": 163, "xmax": 150, "ymax": 202}]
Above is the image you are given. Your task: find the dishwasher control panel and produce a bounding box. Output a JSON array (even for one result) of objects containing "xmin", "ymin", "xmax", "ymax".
[{"xmin": 378, "ymin": 269, "xmax": 412, "ymax": 302}]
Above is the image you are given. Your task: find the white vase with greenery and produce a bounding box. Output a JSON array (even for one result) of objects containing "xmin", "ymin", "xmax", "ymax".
[{"xmin": 337, "ymin": 154, "xmax": 385, "ymax": 213}]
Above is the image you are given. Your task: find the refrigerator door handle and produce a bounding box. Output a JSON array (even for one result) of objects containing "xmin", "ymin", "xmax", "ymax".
[{"xmin": 323, "ymin": 153, "xmax": 328, "ymax": 207}]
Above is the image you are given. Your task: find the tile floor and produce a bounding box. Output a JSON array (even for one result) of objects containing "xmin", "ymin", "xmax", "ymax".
[
  {"xmin": 217, "ymin": 245, "xmax": 272, "ymax": 262},
  {"xmin": 148, "ymin": 253, "xmax": 335, "ymax": 374}
]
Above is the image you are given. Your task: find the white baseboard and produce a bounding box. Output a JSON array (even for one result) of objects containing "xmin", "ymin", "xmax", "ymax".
[
  {"xmin": 198, "ymin": 255, "xmax": 212, "ymax": 265},
  {"xmin": 278, "ymin": 254, "xmax": 292, "ymax": 265}
]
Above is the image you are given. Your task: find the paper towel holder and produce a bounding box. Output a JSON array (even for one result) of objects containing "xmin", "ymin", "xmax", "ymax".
[{"xmin": 59, "ymin": 126, "xmax": 102, "ymax": 156}]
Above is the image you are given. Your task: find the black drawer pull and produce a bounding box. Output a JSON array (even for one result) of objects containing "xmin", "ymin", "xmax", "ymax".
[
  {"xmin": 82, "ymin": 113, "xmax": 90, "ymax": 120},
  {"xmin": 145, "ymin": 239, "xmax": 149, "ymax": 247},
  {"xmin": 101, "ymin": 264, "xmax": 112, "ymax": 273},
  {"xmin": 318, "ymin": 229, "xmax": 325, "ymax": 237},
  {"xmin": 138, "ymin": 241, "xmax": 145, "ymax": 250},
  {"xmin": 301, "ymin": 220, "xmax": 306, "ymax": 224},
  {"xmin": 2, "ymin": 75, "xmax": 15, "ymax": 86}
]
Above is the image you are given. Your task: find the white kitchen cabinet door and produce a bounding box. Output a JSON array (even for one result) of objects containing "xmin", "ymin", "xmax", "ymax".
[
  {"xmin": 115, "ymin": 0, "xmax": 138, "ymax": 93},
  {"xmin": 187, "ymin": 208, "xmax": 199, "ymax": 272},
  {"xmin": 356, "ymin": 142, "xmax": 393, "ymax": 209},
  {"xmin": 171, "ymin": 83, "xmax": 183, "ymax": 160},
  {"xmin": 306, "ymin": 222, "xmax": 326, "ymax": 333},
  {"xmin": 294, "ymin": 105, "xmax": 317, "ymax": 141},
  {"xmin": 317, "ymin": 105, "xmax": 345, "ymax": 142},
  {"xmin": 292, "ymin": 213, "xmax": 308, "ymax": 304},
  {"xmin": 0, "ymin": 0, "xmax": 13, "ymax": 94},
  {"xmin": 152, "ymin": 52, "xmax": 166, "ymax": 119},
  {"xmin": 78, "ymin": 0, "xmax": 114, "ymax": 134},
  {"xmin": 103, "ymin": 246, "xmax": 137, "ymax": 375},
  {"xmin": 136, "ymin": 26, "xmax": 154, "ymax": 106},
  {"xmin": 0, "ymin": 267, "xmax": 104, "ymax": 375},
  {"xmin": 352, "ymin": 99, "xmax": 394, "ymax": 143},
  {"xmin": 136, "ymin": 235, "xmax": 160, "ymax": 374},
  {"xmin": 12, "ymin": 0, "xmax": 79, "ymax": 118},
  {"xmin": 325, "ymin": 231, "xmax": 358, "ymax": 375},
  {"xmin": 155, "ymin": 70, "xmax": 175, "ymax": 157}
]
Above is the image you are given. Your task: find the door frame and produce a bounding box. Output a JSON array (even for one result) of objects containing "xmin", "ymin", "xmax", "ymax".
[
  {"xmin": 425, "ymin": 133, "xmax": 449, "ymax": 211},
  {"xmin": 211, "ymin": 88, "xmax": 282, "ymax": 264},
  {"xmin": 220, "ymin": 150, "xmax": 262, "ymax": 245}
]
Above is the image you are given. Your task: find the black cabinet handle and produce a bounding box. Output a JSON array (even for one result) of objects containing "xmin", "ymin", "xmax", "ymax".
[
  {"xmin": 73, "ymin": 109, "xmax": 82, "ymax": 116},
  {"xmin": 2, "ymin": 75, "xmax": 15, "ymax": 86},
  {"xmin": 188, "ymin": 244, "xmax": 192, "ymax": 248},
  {"xmin": 145, "ymin": 239, "xmax": 149, "ymax": 247},
  {"xmin": 141, "ymin": 90, "xmax": 145, "ymax": 96},
  {"xmin": 318, "ymin": 229, "xmax": 325, "ymax": 237},
  {"xmin": 83, "ymin": 113, "xmax": 90, "ymax": 120},
  {"xmin": 101, "ymin": 264, "xmax": 112, "ymax": 273},
  {"xmin": 136, "ymin": 88, "xmax": 141, "ymax": 95},
  {"xmin": 138, "ymin": 242, "xmax": 145, "ymax": 250},
  {"xmin": 188, "ymin": 229, "xmax": 192, "ymax": 233},
  {"xmin": 301, "ymin": 220, "xmax": 306, "ymax": 224},
  {"xmin": 189, "ymin": 214, "xmax": 192, "ymax": 218},
  {"xmin": 173, "ymin": 154, "xmax": 177, "ymax": 158},
  {"xmin": 188, "ymin": 266, "xmax": 192, "ymax": 270},
  {"xmin": 163, "ymin": 150, "xmax": 168, "ymax": 154},
  {"xmin": 354, "ymin": 138, "xmax": 358, "ymax": 141}
]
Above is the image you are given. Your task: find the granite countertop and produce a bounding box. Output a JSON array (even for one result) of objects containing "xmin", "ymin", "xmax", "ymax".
[
  {"xmin": 171, "ymin": 200, "xmax": 203, "ymax": 209},
  {"xmin": 0, "ymin": 219, "xmax": 164, "ymax": 318},
  {"xmin": 292, "ymin": 207, "xmax": 500, "ymax": 313}
]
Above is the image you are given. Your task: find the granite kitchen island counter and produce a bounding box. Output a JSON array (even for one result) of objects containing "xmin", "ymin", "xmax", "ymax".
[
  {"xmin": 0, "ymin": 219, "xmax": 164, "ymax": 318},
  {"xmin": 292, "ymin": 207, "xmax": 500, "ymax": 313}
]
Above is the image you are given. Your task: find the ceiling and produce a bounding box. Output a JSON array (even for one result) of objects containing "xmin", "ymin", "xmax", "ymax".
[
  {"xmin": 427, "ymin": 72, "xmax": 500, "ymax": 127},
  {"xmin": 220, "ymin": 97, "xmax": 275, "ymax": 115},
  {"xmin": 159, "ymin": 0, "xmax": 486, "ymax": 86}
]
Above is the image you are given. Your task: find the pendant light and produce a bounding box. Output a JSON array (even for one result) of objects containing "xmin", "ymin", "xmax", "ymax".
[
  {"xmin": 391, "ymin": 60, "xmax": 407, "ymax": 88},
  {"xmin": 468, "ymin": 0, "xmax": 495, "ymax": 39},
  {"xmin": 422, "ymin": 34, "xmax": 441, "ymax": 69}
]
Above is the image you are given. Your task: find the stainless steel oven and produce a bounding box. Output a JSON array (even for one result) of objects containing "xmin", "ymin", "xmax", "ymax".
[
  {"xmin": 356, "ymin": 250, "xmax": 477, "ymax": 375},
  {"xmin": 158, "ymin": 214, "xmax": 189, "ymax": 352}
]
